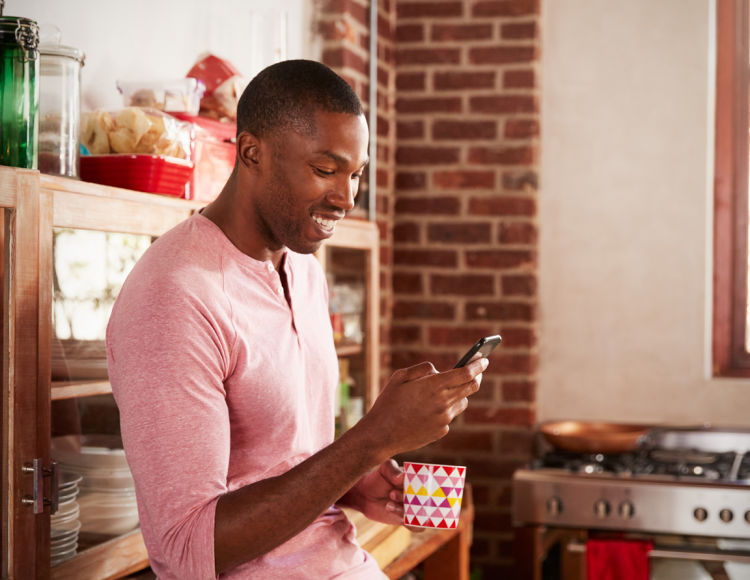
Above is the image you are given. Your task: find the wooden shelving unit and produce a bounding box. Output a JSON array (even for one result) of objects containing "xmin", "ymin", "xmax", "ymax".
[{"xmin": 1, "ymin": 167, "xmax": 380, "ymax": 578}]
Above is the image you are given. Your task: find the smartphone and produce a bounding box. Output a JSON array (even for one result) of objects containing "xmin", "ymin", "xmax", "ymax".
[{"xmin": 454, "ymin": 334, "xmax": 502, "ymax": 368}]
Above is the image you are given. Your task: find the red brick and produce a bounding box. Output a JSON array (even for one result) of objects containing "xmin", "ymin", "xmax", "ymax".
[
  {"xmin": 465, "ymin": 249, "xmax": 535, "ymax": 269},
  {"xmin": 468, "ymin": 146, "xmax": 534, "ymax": 165},
  {"xmin": 396, "ymin": 96, "xmax": 462, "ymax": 114},
  {"xmin": 393, "ymin": 271, "xmax": 423, "ymax": 293},
  {"xmin": 501, "ymin": 21, "xmax": 537, "ymax": 39},
  {"xmin": 502, "ymin": 170, "xmax": 538, "ymax": 191},
  {"xmin": 430, "ymin": 274, "xmax": 495, "ymax": 296},
  {"xmin": 469, "ymin": 46, "xmax": 536, "ymax": 65},
  {"xmin": 390, "ymin": 325, "xmax": 422, "ymax": 344},
  {"xmin": 396, "ymin": 71, "xmax": 426, "ymax": 91},
  {"xmin": 428, "ymin": 222, "xmax": 491, "ymax": 244},
  {"xmin": 490, "ymin": 353, "xmax": 536, "ymax": 374},
  {"xmin": 396, "ymin": 23, "xmax": 424, "ymax": 42},
  {"xmin": 472, "ymin": 0, "xmax": 539, "ymax": 17},
  {"xmin": 396, "ymin": 146, "xmax": 461, "ymax": 165},
  {"xmin": 465, "ymin": 456, "xmax": 527, "ymax": 479},
  {"xmin": 433, "ymin": 119, "xmax": 497, "ymax": 140},
  {"xmin": 393, "ymin": 221, "xmax": 421, "ymax": 243},
  {"xmin": 434, "ymin": 71, "xmax": 496, "ymax": 91},
  {"xmin": 322, "ymin": 47, "xmax": 368, "ymax": 73},
  {"xmin": 399, "ymin": 1, "xmax": 464, "ymax": 18},
  {"xmin": 498, "ymin": 327, "xmax": 535, "ymax": 347},
  {"xmin": 503, "ymin": 69, "xmax": 535, "ymax": 89},
  {"xmin": 505, "ymin": 119, "xmax": 539, "ymax": 139},
  {"xmin": 395, "ymin": 172, "xmax": 426, "ymax": 190},
  {"xmin": 464, "ymin": 406, "xmax": 534, "ymax": 426},
  {"xmin": 395, "ymin": 196, "xmax": 460, "ymax": 214},
  {"xmin": 469, "ymin": 196, "xmax": 536, "ymax": 216},
  {"xmin": 392, "ymin": 300, "xmax": 456, "ymax": 319},
  {"xmin": 432, "ymin": 23, "xmax": 493, "ymax": 41},
  {"xmin": 470, "ymin": 95, "xmax": 536, "ymax": 114},
  {"xmin": 397, "ymin": 120, "xmax": 425, "ymax": 139},
  {"xmin": 429, "ymin": 326, "xmax": 495, "ymax": 346},
  {"xmin": 499, "ymin": 221, "xmax": 537, "ymax": 244},
  {"xmin": 396, "ymin": 48, "xmax": 461, "ymax": 66},
  {"xmin": 502, "ymin": 381, "xmax": 535, "ymax": 403},
  {"xmin": 465, "ymin": 301, "xmax": 534, "ymax": 322},
  {"xmin": 394, "ymin": 249, "xmax": 458, "ymax": 267},
  {"xmin": 434, "ymin": 170, "xmax": 495, "ymax": 190},
  {"xmin": 431, "ymin": 430, "xmax": 494, "ymax": 452},
  {"xmin": 502, "ymin": 274, "xmax": 537, "ymax": 296}
]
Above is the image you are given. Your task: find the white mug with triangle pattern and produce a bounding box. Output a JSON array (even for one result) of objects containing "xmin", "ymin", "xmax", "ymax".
[{"xmin": 402, "ymin": 461, "xmax": 466, "ymax": 529}]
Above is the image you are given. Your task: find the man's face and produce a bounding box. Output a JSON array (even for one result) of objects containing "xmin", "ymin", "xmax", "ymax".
[{"xmin": 253, "ymin": 110, "xmax": 369, "ymax": 255}]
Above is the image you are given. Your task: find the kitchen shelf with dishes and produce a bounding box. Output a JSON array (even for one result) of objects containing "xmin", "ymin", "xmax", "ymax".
[{"xmin": 0, "ymin": 166, "xmax": 380, "ymax": 578}]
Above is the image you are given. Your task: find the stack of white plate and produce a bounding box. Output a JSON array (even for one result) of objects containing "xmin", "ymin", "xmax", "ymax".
[
  {"xmin": 52, "ymin": 435, "xmax": 139, "ymax": 536},
  {"xmin": 50, "ymin": 471, "xmax": 82, "ymax": 567}
]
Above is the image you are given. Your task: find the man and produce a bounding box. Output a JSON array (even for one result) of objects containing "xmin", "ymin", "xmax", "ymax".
[{"xmin": 106, "ymin": 60, "xmax": 486, "ymax": 579}]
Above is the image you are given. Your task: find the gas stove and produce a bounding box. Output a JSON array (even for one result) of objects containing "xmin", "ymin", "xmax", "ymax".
[{"xmin": 512, "ymin": 427, "xmax": 750, "ymax": 539}]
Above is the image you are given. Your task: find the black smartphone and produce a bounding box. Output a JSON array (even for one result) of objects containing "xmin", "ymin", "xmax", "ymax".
[{"xmin": 454, "ymin": 334, "xmax": 503, "ymax": 368}]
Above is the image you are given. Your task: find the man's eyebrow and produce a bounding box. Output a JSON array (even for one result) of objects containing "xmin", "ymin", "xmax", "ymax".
[{"xmin": 319, "ymin": 150, "xmax": 369, "ymax": 167}]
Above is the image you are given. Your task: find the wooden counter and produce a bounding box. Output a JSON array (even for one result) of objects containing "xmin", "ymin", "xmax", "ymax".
[{"xmin": 344, "ymin": 485, "xmax": 475, "ymax": 580}]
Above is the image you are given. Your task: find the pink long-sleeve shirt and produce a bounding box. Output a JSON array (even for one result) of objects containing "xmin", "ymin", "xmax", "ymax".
[{"xmin": 106, "ymin": 213, "xmax": 383, "ymax": 579}]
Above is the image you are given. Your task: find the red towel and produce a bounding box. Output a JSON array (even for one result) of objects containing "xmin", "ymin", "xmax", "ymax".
[{"xmin": 586, "ymin": 539, "xmax": 652, "ymax": 580}]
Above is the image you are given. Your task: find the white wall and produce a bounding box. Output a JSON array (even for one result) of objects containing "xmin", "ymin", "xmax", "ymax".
[
  {"xmin": 6, "ymin": 0, "xmax": 312, "ymax": 111},
  {"xmin": 539, "ymin": 0, "xmax": 750, "ymax": 426}
]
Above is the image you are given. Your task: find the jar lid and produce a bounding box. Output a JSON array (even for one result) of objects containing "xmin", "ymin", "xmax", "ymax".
[
  {"xmin": 39, "ymin": 43, "xmax": 85, "ymax": 65},
  {"xmin": 0, "ymin": 16, "xmax": 39, "ymax": 53}
]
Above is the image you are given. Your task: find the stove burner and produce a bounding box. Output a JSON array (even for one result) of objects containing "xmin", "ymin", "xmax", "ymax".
[
  {"xmin": 536, "ymin": 448, "xmax": 744, "ymax": 482},
  {"xmin": 649, "ymin": 448, "xmax": 720, "ymax": 465}
]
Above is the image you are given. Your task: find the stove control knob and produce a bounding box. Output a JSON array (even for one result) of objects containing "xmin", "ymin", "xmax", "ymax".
[
  {"xmin": 546, "ymin": 497, "xmax": 563, "ymax": 517},
  {"xmin": 720, "ymin": 509, "xmax": 734, "ymax": 523},
  {"xmin": 694, "ymin": 507, "xmax": 708, "ymax": 522},
  {"xmin": 745, "ymin": 510, "xmax": 750, "ymax": 524},
  {"xmin": 618, "ymin": 501, "xmax": 635, "ymax": 520},
  {"xmin": 594, "ymin": 499, "xmax": 611, "ymax": 519}
]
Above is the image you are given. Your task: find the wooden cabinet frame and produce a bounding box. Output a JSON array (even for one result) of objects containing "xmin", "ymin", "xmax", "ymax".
[{"xmin": 0, "ymin": 166, "xmax": 380, "ymax": 578}]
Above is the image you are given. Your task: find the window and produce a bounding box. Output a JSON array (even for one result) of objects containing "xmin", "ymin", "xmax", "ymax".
[{"xmin": 713, "ymin": 0, "xmax": 750, "ymax": 375}]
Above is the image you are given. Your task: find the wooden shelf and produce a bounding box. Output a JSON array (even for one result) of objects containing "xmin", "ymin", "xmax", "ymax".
[
  {"xmin": 51, "ymin": 380, "xmax": 112, "ymax": 400},
  {"xmin": 335, "ymin": 343, "xmax": 363, "ymax": 357},
  {"xmin": 51, "ymin": 529, "xmax": 148, "ymax": 580}
]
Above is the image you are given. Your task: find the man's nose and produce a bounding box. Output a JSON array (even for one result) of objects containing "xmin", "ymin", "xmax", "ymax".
[{"xmin": 328, "ymin": 178, "xmax": 357, "ymax": 211}]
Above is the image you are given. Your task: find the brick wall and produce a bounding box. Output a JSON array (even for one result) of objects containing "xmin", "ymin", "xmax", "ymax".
[
  {"xmin": 392, "ymin": 1, "xmax": 539, "ymax": 575},
  {"xmin": 316, "ymin": 0, "xmax": 540, "ymax": 576},
  {"xmin": 315, "ymin": 0, "xmax": 398, "ymax": 384}
]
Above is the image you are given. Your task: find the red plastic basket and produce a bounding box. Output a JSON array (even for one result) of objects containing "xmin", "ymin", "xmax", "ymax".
[{"xmin": 80, "ymin": 155, "xmax": 195, "ymax": 198}]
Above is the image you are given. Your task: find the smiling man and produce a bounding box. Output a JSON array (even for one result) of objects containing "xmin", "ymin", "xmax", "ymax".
[{"xmin": 106, "ymin": 60, "xmax": 487, "ymax": 579}]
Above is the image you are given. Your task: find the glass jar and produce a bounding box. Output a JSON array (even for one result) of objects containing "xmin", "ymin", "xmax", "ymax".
[
  {"xmin": 39, "ymin": 43, "xmax": 84, "ymax": 177},
  {"xmin": 0, "ymin": 16, "xmax": 39, "ymax": 169}
]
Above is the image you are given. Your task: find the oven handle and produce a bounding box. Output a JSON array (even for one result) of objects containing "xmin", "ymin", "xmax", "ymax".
[{"xmin": 567, "ymin": 540, "xmax": 750, "ymax": 564}]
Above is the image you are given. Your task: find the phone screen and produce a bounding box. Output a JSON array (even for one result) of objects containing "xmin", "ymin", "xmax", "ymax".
[{"xmin": 454, "ymin": 334, "xmax": 502, "ymax": 368}]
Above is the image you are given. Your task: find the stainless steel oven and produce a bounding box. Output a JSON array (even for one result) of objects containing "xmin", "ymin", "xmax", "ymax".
[{"xmin": 512, "ymin": 427, "xmax": 750, "ymax": 579}]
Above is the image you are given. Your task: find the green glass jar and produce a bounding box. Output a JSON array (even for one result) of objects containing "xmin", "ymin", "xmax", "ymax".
[{"xmin": 0, "ymin": 16, "xmax": 39, "ymax": 169}]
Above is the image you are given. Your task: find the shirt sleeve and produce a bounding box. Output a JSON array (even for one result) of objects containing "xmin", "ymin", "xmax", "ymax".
[{"xmin": 106, "ymin": 267, "xmax": 235, "ymax": 580}]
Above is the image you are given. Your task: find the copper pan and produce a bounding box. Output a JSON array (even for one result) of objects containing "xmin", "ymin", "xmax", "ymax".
[{"xmin": 540, "ymin": 421, "xmax": 653, "ymax": 454}]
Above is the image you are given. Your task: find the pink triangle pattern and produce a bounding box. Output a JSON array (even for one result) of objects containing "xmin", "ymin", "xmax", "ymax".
[{"xmin": 402, "ymin": 462, "xmax": 466, "ymax": 528}]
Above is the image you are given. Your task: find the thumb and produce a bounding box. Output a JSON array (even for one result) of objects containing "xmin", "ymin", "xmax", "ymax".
[{"xmin": 380, "ymin": 458, "xmax": 404, "ymax": 485}]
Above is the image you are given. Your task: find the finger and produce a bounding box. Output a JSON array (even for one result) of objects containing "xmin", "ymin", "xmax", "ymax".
[
  {"xmin": 389, "ymin": 489, "xmax": 404, "ymax": 504},
  {"xmin": 379, "ymin": 459, "xmax": 404, "ymax": 486},
  {"xmin": 392, "ymin": 361, "xmax": 438, "ymax": 383}
]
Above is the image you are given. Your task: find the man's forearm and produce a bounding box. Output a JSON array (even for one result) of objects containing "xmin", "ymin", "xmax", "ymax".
[{"xmin": 213, "ymin": 419, "xmax": 388, "ymax": 574}]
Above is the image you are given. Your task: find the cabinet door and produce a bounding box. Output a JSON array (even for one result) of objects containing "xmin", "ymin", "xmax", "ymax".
[{"xmin": 1, "ymin": 168, "xmax": 53, "ymax": 578}]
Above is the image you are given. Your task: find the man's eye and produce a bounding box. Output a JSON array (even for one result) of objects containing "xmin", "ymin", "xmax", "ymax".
[{"xmin": 314, "ymin": 167, "xmax": 335, "ymax": 176}]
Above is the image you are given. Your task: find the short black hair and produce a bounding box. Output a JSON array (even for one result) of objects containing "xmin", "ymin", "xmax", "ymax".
[{"xmin": 237, "ymin": 59, "xmax": 364, "ymax": 138}]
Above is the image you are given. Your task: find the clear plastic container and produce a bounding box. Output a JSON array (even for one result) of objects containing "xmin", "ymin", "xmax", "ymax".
[
  {"xmin": 0, "ymin": 16, "xmax": 39, "ymax": 169},
  {"xmin": 38, "ymin": 42, "xmax": 84, "ymax": 177}
]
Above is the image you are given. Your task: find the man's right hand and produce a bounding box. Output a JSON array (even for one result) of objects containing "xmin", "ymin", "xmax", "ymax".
[{"xmin": 356, "ymin": 357, "xmax": 488, "ymax": 460}]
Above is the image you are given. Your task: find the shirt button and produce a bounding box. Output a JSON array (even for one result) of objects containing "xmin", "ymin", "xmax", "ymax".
[
  {"xmin": 266, "ymin": 263, "xmax": 274, "ymax": 272},
  {"xmin": 276, "ymin": 286, "xmax": 284, "ymax": 295}
]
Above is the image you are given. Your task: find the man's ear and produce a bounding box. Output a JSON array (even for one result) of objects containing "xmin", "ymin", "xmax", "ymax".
[{"xmin": 237, "ymin": 131, "xmax": 262, "ymax": 170}]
